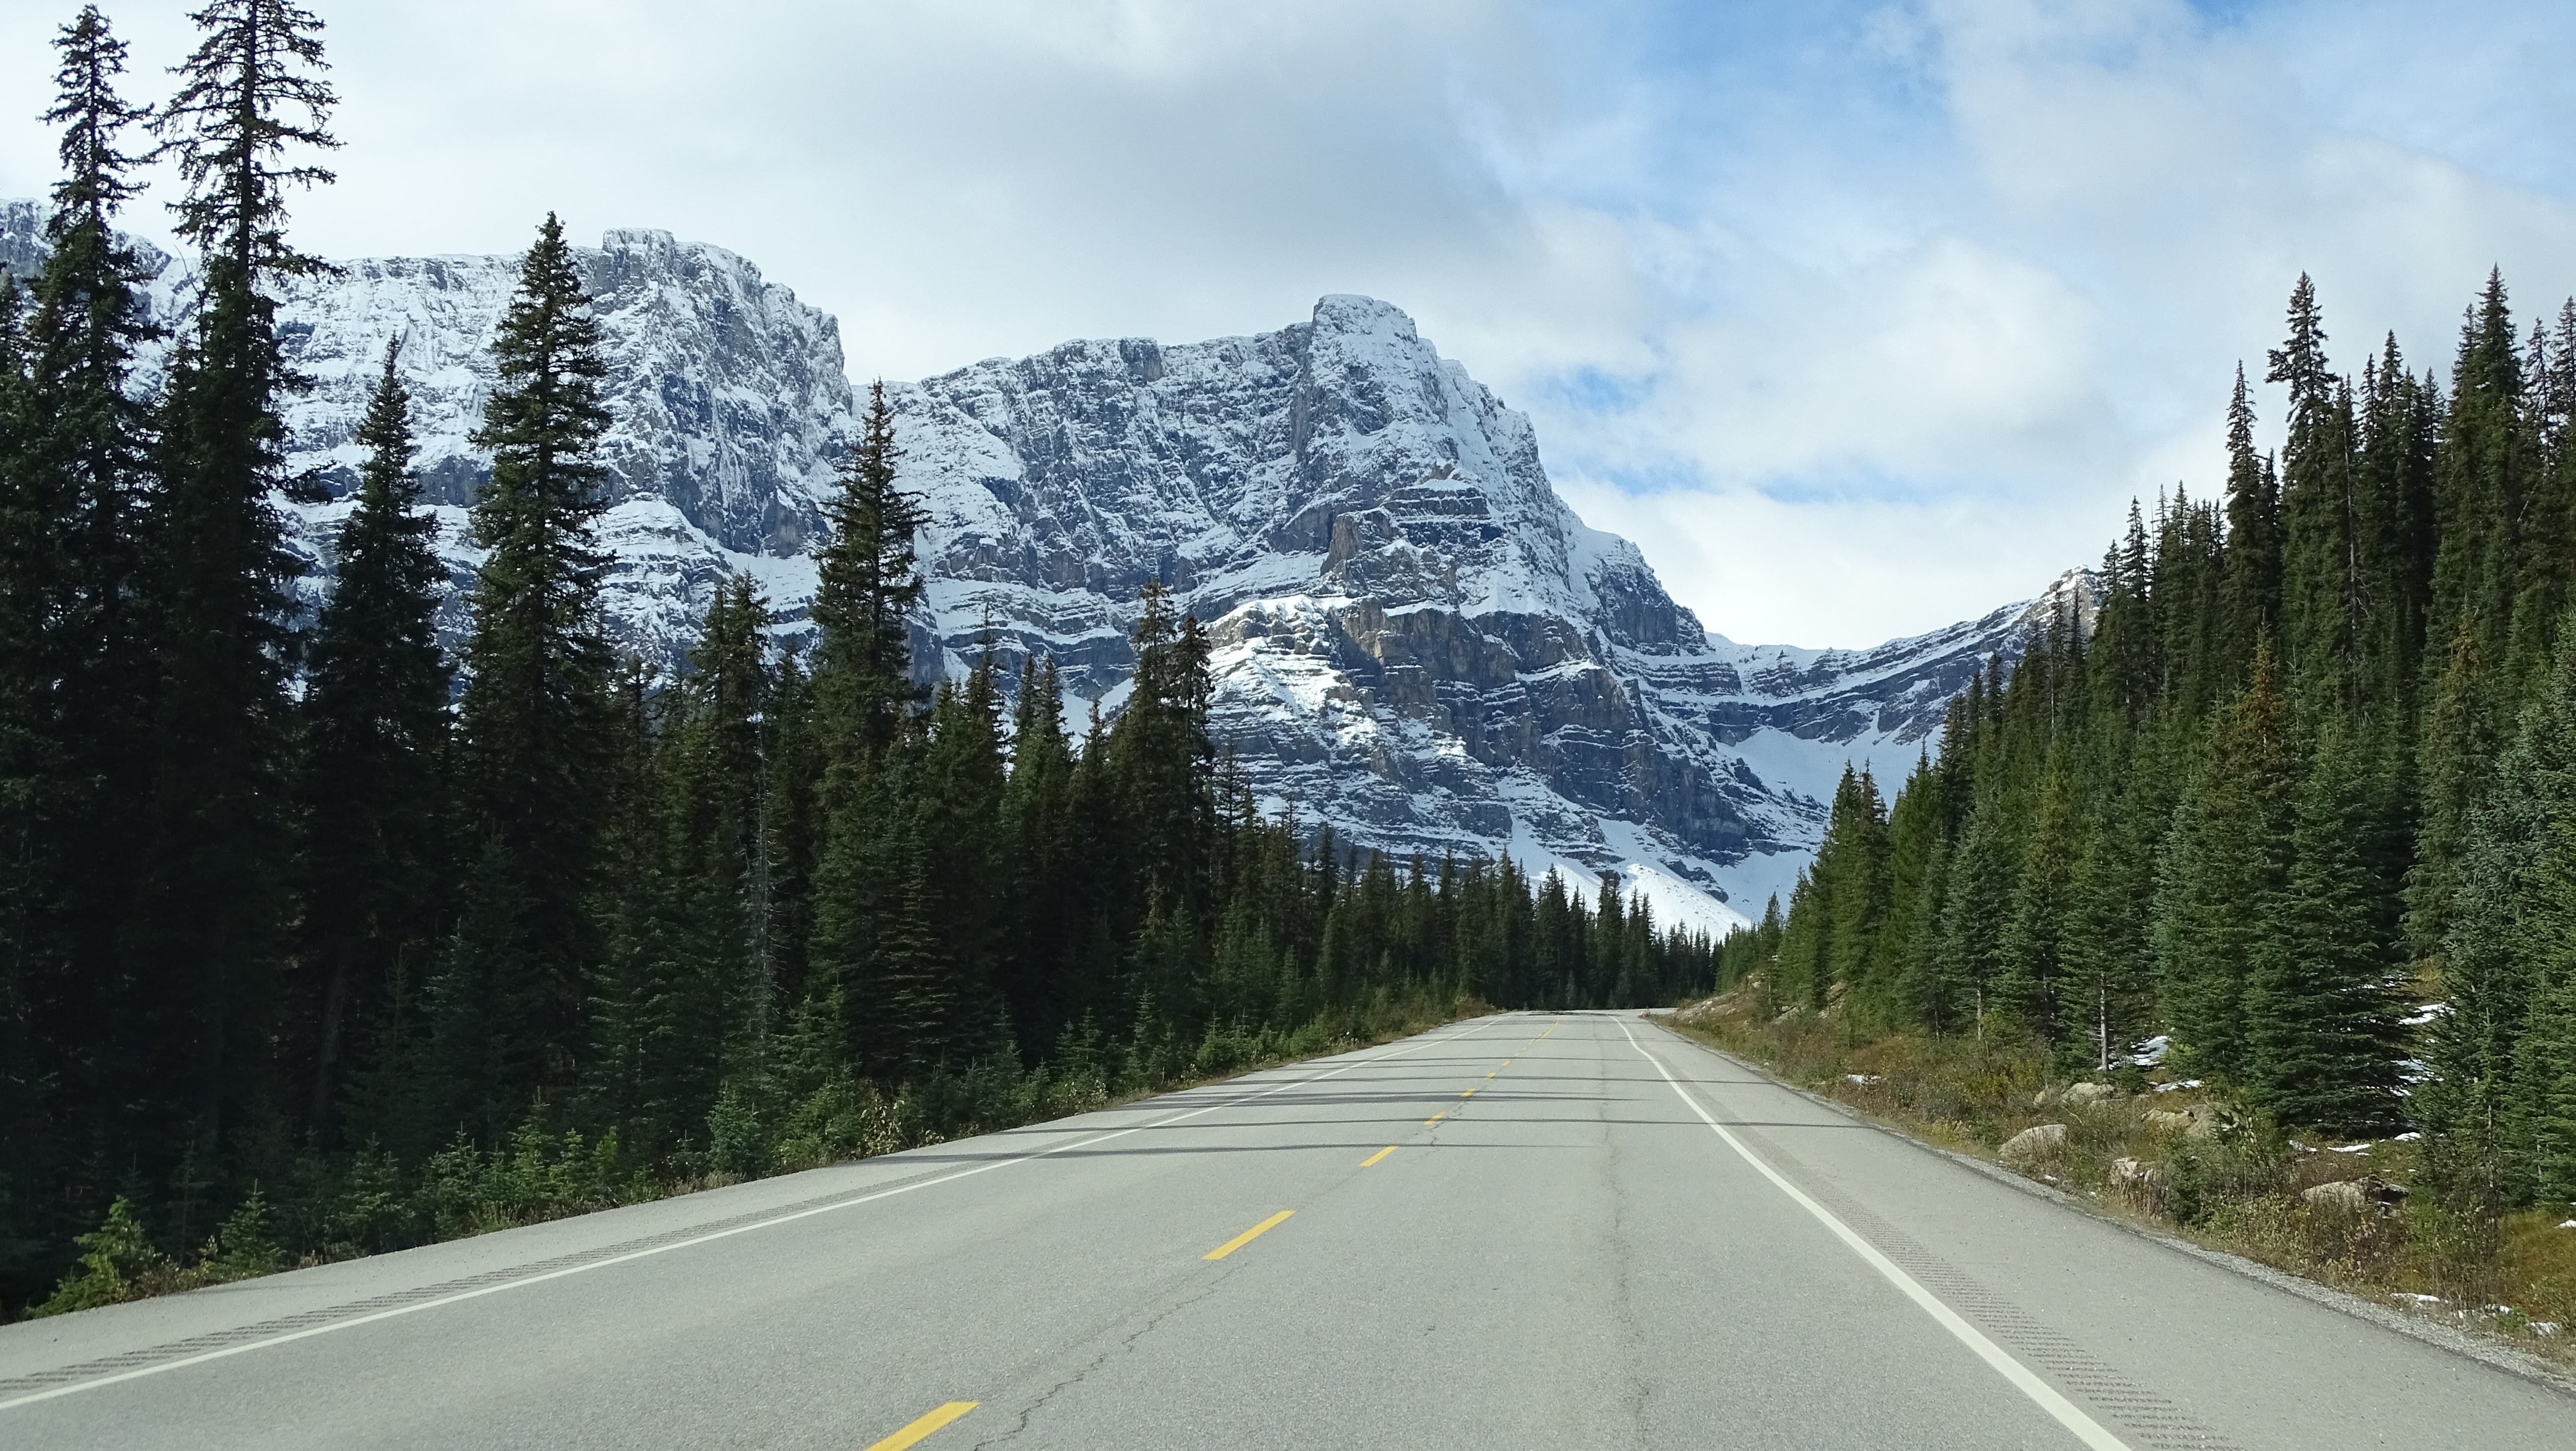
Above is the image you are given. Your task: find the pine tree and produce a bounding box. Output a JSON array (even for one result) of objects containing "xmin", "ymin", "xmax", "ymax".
[
  {"xmin": 297, "ymin": 340, "xmax": 451, "ymax": 1134},
  {"xmin": 3, "ymin": 7, "xmax": 163, "ymax": 1277},
  {"xmin": 755, "ymin": 647, "xmax": 822, "ymax": 1019},
  {"xmin": 1111, "ymin": 581, "xmax": 1217, "ymax": 921},
  {"xmin": 1996, "ymin": 755, "xmax": 2077, "ymax": 1046},
  {"xmin": 998, "ymin": 657, "xmax": 1079, "ymax": 1054},
  {"xmin": 2153, "ymin": 649, "xmax": 2296, "ymax": 1086},
  {"xmin": 584, "ymin": 662, "xmax": 684, "ymax": 1153},
  {"xmin": 2270, "ymin": 277, "xmax": 2366, "ymax": 719},
  {"xmin": 665, "ymin": 574, "xmax": 771, "ymax": 1051},
  {"xmin": 432, "ymin": 214, "xmax": 615, "ymax": 1140},
  {"xmin": 1820, "ymin": 767, "xmax": 1891, "ymax": 1021},
  {"xmin": 810, "ymin": 381, "xmax": 922, "ymax": 759},
  {"xmin": 2426, "ymin": 618, "xmax": 2576, "ymax": 1206},
  {"xmin": 2425, "ymin": 273, "xmax": 2522, "ymax": 694},
  {"xmin": 913, "ymin": 651, "xmax": 1009, "ymax": 1056},
  {"xmin": 2355, "ymin": 337, "xmax": 2439, "ymax": 727},
  {"xmin": 2408, "ymin": 622, "xmax": 2498, "ymax": 964},
  {"xmin": 856, "ymin": 828, "xmax": 957, "ymax": 1082},
  {"xmin": 2242, "ymin": 725, "xmax": 2403, "ymax": 1131},
  {"xmin": 1937, "ymin": 796, "xmax": 2018, "ymax": 1041},
  {"xmin": 2061, "ymin": 773, "xmax": 2155, "ymax": 1072},
  {"xmin": 2220, "ymin": 365, "xmax": 2282, "ymax": 684},
  {"xmin": 128, "ymin": 0, "xmax": 340, "ymax": 1176}
]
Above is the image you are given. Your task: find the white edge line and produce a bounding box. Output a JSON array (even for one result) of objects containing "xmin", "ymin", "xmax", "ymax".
[
  {"xmin": 1616, "ymin": 1018, "xmax": 2132, "ymax": 1451},
  {"xmin": 1, "ymin": 1020, "xmax": 1496, "ymax": 1414}
]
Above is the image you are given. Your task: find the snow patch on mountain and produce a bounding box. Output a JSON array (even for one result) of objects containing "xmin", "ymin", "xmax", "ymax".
[{"xmin": 8, "ymin": 202, "xmax": 2079, "ymax": 933}]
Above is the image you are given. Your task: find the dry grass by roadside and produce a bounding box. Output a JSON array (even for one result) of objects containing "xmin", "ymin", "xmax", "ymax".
[{"xmin": 1662, "ymin": 985, "xmax": 2576, "ymax": 1371}]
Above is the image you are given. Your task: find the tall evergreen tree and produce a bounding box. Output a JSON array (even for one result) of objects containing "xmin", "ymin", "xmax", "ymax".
[
  {"xmin": 2153, "ymin": 649, "xmax": 2296, "ymax": 1086},
  {"xmin": 1111, "ymin": 580, "xmax": 1217, "ymax": 922},
  {"xmin": 3, "ymin": 7, "xmax": 162, "ymax": 1268},
  {"xmin": 2269, "ymin": 276, "xmax": 2365, "ymax": 719},
  {"xmin": 2219, "ymin": 365, "xmax": 2282, "ymax": 684},
  {"xmin": 431, "ymin": 213, "xmax": 615, "ymax": 1141},
  {"xmin": 2243, "ymin": 725, "xmax": 2404, "ymax": 1131},
  {"xmin": 810, "ymin": 381, "xmax": 922, "ymax": 758},
  {"xmin": 663, "ymin": 574, "xmax": 772, "ymax": 1053},
  {"xmin": 125, "ymin": 0, "xmax": 339, "ymax": 1174},
  {"xmin": 297, "ymin": 340, "xmax": 451, "ymax": 1133},
  {"xmin": 2426, "ymin": 618, "xmax": 2576, "ymax": 1206}
]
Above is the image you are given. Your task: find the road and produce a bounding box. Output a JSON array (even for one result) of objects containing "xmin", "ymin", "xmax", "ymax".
[{"xmin": 2, "ymin": 1011, "xmax": 2567, "ymax": 1450}]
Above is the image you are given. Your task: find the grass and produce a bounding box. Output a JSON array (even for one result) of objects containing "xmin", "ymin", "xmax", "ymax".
[{"xmin": 1664, "ymin": 984, "xmax": 2576, "ymax": 1373}]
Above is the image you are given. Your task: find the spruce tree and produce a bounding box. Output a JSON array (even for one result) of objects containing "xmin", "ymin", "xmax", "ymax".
[
  {"xmin": 2408, "ymin": 622, "xmax": 2498, "ymax": 964},
  {"xmin": 297, "ymin": 340, "xmax": 451, "ymax": 1133},
  {"xmin": 136, "ymin": 0, "xmax": 338, "ymax": 1167},
  {"xmin": 665, "ymin": 573, "xmax": 771, "ymax": 1051},
  {"xmin": 811, "ymin": 381, "xmax": 922, "ymax": 758},
  {"xmin": 1996, "ymin": 756, "xmax": 2076, "ymax": 1047},
  {"xmin": 2269, "ymin": 277, "xmax": 2365, "ymax": 719},
  {"xmin": 2220, "ymin": 365, "xmax": 2282, "ymax": 683},
  {"xmin": 3, "ymin": 7, "xmax": 162, "ymax": 1273},
  {"xmin": 2427, "ymin": 618, "xmax": 2576, "ymax": 1206},
  {"xmin": 2153, "ymin": 649, "xmax": 2296, "ymax": 1086},
  {"xmin": 433, "ymin": 213, "xmax": 615, "ymax": 1140},
  {"xmin": 1111, "ymin": 581, "xmax": 1217, "ymax": 921},
  {"xmin": 2243, "ymin": 725, "xmax": 2403, "ymax": 1131},
  {"xmin": 1937, "ymin": 797, "xmax": 2017, "ymax": 1041},
  {"xmin": 998, "ymin": 656, "xmax": 1079, "ymax": 1054},
  {"xmin": 914, "ymin": 651, "xmax": 1009, "ymax": 1054},
  {"xmin": 2425, "ymin": 273, "xmax": 2522, "ymax": 693}
]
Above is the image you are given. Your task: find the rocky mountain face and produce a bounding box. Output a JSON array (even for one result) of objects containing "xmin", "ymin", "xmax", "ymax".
[{"xmin": 5, "ymin": 203, "xmax": 2077, "ymax": 931}]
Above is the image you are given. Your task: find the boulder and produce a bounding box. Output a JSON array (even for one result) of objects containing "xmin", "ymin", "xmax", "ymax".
[
  {"xmin": 2000, "ymin": 1123, "xmax": 2068, "ymax": 1162},
  {"xmin": 2064, "ymin": 1082, "xmax": 2119, "ymax": 1107},
  {"xmin": 2109, "ymin": 1156, "xmax": 2163, "ymax": 1190},
  {"xmin": 2144, "ymin": 1101, "xmax": 2243, "ymax": 1140},
  {"xmin": 2184, "ymin": 1103, "xmax": 2247, "ymax": 1140},
  {"xmin": 2033, "ymin": 1085, "xmax": 2067, "ymax": 1109},
  {"xmin": 2302, "ymin": 1176, "xmax": 2409, "ymax": 1215}
]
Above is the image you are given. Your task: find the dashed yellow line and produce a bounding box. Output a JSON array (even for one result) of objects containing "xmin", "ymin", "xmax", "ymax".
[
  {"xmin": 1361, "ymin": 1145, "xmax": 1395, "ymax": 1167},
  {"xmin": 1425, "ymin": 1110, "xmax": 1447, "ymax": 1126},
  {"xmin": 1204, "ymin": 1210, "xmax": 1294, "ymax": 1261},
  {"xmin": 863, "ymin": 1402, "xmax": 977, "ymax": 1451}
]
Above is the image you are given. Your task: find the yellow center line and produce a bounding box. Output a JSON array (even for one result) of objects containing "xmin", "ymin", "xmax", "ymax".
[
  {"xmin": 1426, "ymin": 1110, "xmax": 1447, "ymax": 1125},
  {"xmin": 863, "ymin": 1402, "xmax": 978, "ymax": 1451},
  {"xmin": 1361, "ymin": 1145, "xmax": 1396, "ymax": 1167},
  {"xmin": 1460, "ymin": 1087, "xmax": 1476, "ymax": 1097},
  {"xmin": 1485, "ymin": 1071, "xmax": 1497, "ymax": 1078},
  {"xmin": 1204, "ymin": 1210, "xmax": 1294, "ymax": 1261}
]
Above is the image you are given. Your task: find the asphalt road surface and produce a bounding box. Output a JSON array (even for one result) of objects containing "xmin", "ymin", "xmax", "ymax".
[{"xmin": 3, "ymin": 1011, "xmax": 2568, "ymax": 1450}]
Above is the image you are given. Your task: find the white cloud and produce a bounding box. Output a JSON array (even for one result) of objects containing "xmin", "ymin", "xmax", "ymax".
[{"xmin": 4, "ymin": 0, "xmax": 2575, "ymax": 649}]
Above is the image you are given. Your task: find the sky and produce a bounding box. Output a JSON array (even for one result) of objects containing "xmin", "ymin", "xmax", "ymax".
[{"xmin": 4, "ymin": 0, "xmax": 2575, "ymax": 647}]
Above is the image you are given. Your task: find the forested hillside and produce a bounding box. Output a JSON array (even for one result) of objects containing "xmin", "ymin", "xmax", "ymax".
[
  {"xmin": 1726, "ymin": 266, "xmax": 2576, "ymax": 1217},
  {"xmin": 0, "ymin": 5, "xmax": 1715, "ymax": 1318}
]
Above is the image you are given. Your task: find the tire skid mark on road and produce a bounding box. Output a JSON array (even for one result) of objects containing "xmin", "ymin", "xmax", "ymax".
[
  {"xmin": 1631, "ymin": 1020, "xmax": 2243, "ymax": 1451},
  {"xmin": 0, "ymin": 1021, "xmax": 1501, "ymax": 1414}
]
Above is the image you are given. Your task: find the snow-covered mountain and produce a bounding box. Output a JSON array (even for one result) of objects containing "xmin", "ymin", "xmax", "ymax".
[{"xmin": 1, "ymin": 204, "xmax": 2081, "ymax": 932}]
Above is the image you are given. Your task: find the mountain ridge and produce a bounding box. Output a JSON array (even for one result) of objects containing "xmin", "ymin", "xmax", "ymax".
[{"xmin": 0, "ymin": 202, "xmax": 2081, "ymax": 930}]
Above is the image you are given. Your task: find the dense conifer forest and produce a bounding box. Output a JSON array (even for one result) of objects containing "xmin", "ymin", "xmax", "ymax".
[
  {"xmin": 1725, "ymin": 266, "xmax": 2576, "ymax": 1223},
  {"xmin": 0, "ymin": 4, "xmax": 1718, "ymax": 1316}
]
